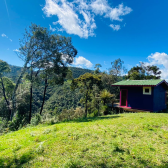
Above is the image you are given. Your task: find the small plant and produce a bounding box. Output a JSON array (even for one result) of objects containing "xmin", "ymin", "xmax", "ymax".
[
  {"xmin": 12, "ymin": 144, "xmax": 22, "ymax": 152},
  {"xmin": 36, "ymin": 142, "xmax": 45, "ymax": 154},
  {"xmin": 53, "ymin": 126, "xmax": 57, "ymax": 132},
  {"xmin": 43, "ymin": 129, "xmax": 51, "ymax": 134},
  {"xmin": 30, "ymin": 132, "xmax": 36, "ymax": 137}
]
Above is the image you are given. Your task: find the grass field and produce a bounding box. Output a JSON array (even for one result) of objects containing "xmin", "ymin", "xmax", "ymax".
[{"xmin": 1, "ymin": 113, "xmax": 168, "ymax": 167}]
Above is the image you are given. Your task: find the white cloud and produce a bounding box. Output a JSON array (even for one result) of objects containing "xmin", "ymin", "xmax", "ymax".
[
  {"xmin": 42, "ymin": 0, "xmax": 132, "ymax": 38},
  {"xmin": 145, "ymin": 52, "xmax": 168, "ymax": 80},
  {"xmin": 43, "ymin": 0, "xmax": 96, "ymax": 38},
  {"xmin": 90, "ymin": 0, "xmax": 132, "ymax": 21},
  {"xmin": 13, "ymin": 49, "xmax": 20, "ymax": 52},
  {"xmin": 1, "ymin": 33, "xmax": 12, "ymax": 42},
  {"xmin": 105, "ymin": 3, "xmax": 132, "ymax": 21},
  {"xmin": 1, "ymin": 33, "xmax": 8, "ymax": 38},
  {"xmin": 109, "ymin": 24, "xmax": 120, "ymax": 31},
  {"xmin": 90, "ymin": 0, "xmax": 109, "ymax": 15},
  {"xmin": 73, "ymin": 56, "xmax": 93, "ymax": 68},
  {"xmin": 49, "ymin": 24, "xmax": 56, "ymax": 32}
]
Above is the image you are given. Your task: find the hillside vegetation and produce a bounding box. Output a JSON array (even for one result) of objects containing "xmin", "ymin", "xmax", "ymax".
[
  {"xmin": 1, "ymin": 64, "xmax": 92, "ymax": 115},
  {"xmin": 6, "ymin": 65, "xmax": 93, "ymax": 82},
  {"xmin": 1, "ymin": 113, "xmax": 168, "ymax": 168}
]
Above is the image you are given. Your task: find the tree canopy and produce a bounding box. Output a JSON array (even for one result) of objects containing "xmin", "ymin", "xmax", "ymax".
[
  {"xmin": 127, "ymin": 62, "xmax": 161, "ymax": 80},
  {"xmin": 71, "ymin": 73, "xmax": 102, "ymax": 117}
]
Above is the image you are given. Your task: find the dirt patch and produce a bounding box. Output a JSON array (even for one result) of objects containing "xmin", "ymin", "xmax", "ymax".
[{"xmin": 161, "ymin": 126, "xmax": 168, "ymax": 131}]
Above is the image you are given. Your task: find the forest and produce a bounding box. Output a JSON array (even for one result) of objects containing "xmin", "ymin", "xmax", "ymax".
[{"xmin": 0, "ymin": 24, "xmax": 162, "ymax": 133}]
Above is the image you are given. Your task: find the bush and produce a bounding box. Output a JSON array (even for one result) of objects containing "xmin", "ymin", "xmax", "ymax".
[
  {"xmin": 58, "ymin": 108, "xmax": 74, "ymax": 121},
  {"xmin": 0, "ymin": 118, "xmax": 8, "ymax": 134},
  {"xmin": 41, "ymin": 113, "xmax": 58, "ymax": 125},
  {"xmin": 8, "ymin": 112, "xmax": 29, "ymax": 131},
  {"xmin": 58, "ymin": 107, "xmax": 85, "ymax": 122},
  {"xmin": 73, "ymin": 107, "xmax": 85, "ymax": 119},
  {"xmin": 31, "ymin": 114, "xmax": 41, "ymax": 126}
]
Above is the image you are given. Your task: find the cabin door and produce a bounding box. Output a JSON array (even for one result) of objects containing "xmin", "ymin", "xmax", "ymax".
[{"xmin": 120, "ymin": 89, "xmax": 127, "ymax": 106}]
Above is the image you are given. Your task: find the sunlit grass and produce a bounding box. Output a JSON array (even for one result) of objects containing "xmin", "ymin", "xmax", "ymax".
[{"xmin": 1, "ymin": 113, "xmax": 168, "ymax": 167}]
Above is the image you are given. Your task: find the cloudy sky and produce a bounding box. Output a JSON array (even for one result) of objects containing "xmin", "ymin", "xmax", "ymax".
[{"xmin": 1, "ymin": 0, "xmax": 168, "ymax": 79}]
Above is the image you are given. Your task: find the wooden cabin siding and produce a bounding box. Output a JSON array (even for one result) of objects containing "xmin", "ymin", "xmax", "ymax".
[
  {"xmin": 153, "ymin": 85, "xmax": 167, "ymax": 112},
  {"xmin": 120, "ymin": 86, "xmax": 154, "ymax": 111}
]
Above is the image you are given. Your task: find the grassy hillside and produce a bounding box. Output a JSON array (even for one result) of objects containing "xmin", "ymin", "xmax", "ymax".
[{"xmin": 1, "ymin": 113, "xmax": 168, "ymax": 167}]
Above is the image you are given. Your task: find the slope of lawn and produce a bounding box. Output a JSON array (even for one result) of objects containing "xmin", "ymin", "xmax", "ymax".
[{"xmin": 1, "ymin": 113, "xmax": 168, "ymax": 167}]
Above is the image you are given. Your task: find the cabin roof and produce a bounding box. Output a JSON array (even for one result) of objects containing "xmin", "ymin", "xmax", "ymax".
[{"xmin": 112, "ymin": 79, "xmax": 168, "ymax": 87}]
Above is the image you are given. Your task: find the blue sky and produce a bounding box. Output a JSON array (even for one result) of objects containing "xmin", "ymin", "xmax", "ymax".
[{"xmin": 1, "ymin": 0, "xmax": 168, "ymax": 79}]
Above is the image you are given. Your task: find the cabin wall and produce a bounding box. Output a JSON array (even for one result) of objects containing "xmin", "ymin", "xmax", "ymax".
[
  {"xmin": 153, "ymin": 85, "xmax": 166, "ymax": 112},
  {"xmin": 120, "ymin": 86, "xmax": 154, "ymax": 111}
]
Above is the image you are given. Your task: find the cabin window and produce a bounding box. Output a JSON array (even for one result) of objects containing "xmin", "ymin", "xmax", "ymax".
[
  {"xmin": 143, "ymin": 87, "xmax": 151, "ymax": 95},
  {"xmin": 145, "ymin": 88, "xmax": 149, "ymax": 93}
]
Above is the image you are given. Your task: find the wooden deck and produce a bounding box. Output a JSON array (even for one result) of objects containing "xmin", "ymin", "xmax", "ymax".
[{"xmin": 113, "ymin": 103, "xmax": 151, "ymax": 113}]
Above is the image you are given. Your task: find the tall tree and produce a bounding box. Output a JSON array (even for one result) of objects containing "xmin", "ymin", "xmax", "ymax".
[
  {"xmin": 94, "ymin": 64, "xmax": 102, "ymax": 74},
  {"xmin": 71, "ymin": 73, "xmax": 102, "ymax": 118},
  {"xmin": 12, "ymin": 23, "xmax": 77, "ymax": 122},
  {"xmin": 0, "ymin": 60, "xmax": 13, "ymax": 120},
  {"xmin": 101, "ymin": 59, "xmax": 125, "ymax": 97},
  {"xmin": 39, "ymin": 66, "xmax": 73, "ymax": 115},
  {"xmin": 38, "ymin": 35, "xmax": 77, "ymax": 116},
  {"xmin": 12, "ymin": 24, "xmax": 47, "ymax": 120},
  {"xmin": 110, "ymin": 58, "xmax": 126, "ymax": 77}
]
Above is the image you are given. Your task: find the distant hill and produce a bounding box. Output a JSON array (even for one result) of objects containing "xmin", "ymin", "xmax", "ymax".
[
  {"xmin": 69, "ymin": 67, "xmax": 93, "ymax": 78},
  {"xmin": 4, "ymin": 65, "xmax": 23, "ymax": 82},
  {"xmin": 5, "ymin": 64, "xmax": 93, "ymax": 81}
]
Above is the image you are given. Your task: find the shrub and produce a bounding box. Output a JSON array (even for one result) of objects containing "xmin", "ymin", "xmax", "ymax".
[
  {"xmin": 58, "ymin": 107, "xmax": 85, "ymax": 122},
  {"xmin": 8, "ymin": 112, "xmax": 29, "ymax": 131},
  {"xmin": 58, "ymin": 108, "xmax": 74, "ymax": 121},
  {"xmin": 36, "ymin": 142, "xmax": 45, "ymax": 154},
  {"xmin": 43, "ymin": 128, "xmax": 51, "ymax": 134},
  {"xmin": 31, "ymin": 114, "xmax": 41, "ymax": 126},
  {"xmin": 73, "ymin": 107, "xmax": 85, "ymax": 119},
  {"xmin": 0, "ymin": 118, "xmax": 8, "ymax": 133},
  {"xmin": 41, "ymin": 113, "xmax": 58, "ymax": 125}
]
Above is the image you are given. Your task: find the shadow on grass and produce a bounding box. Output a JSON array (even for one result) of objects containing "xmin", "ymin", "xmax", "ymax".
[
  {"xmin": 0, "ymin": 151, "xmax": 34, "ymax": 168},
  {"xmin": 65, "ymin": 156, "xmax": 168, "ymax": 168},
  {"xmin": 64, "ymin": 115, "xmax": 121, "ymax": 123},
  {"xmin": 137, "ymin": 158, "xmax": 168, "ymax": 168}
]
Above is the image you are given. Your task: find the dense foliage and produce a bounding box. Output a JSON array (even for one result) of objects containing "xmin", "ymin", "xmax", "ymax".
[
  {"xmin": 43, "ymin": 81, "xmax": 83, "ymax": 114},
  {"xmin": 127, "ymin": 62, "xmax": 161, "ymax": 80}
]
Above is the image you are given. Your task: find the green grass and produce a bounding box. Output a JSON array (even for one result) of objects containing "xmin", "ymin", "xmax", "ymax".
[{"xmin": 1, "ymin": 113, "xmax": 168, "ymax": 167}]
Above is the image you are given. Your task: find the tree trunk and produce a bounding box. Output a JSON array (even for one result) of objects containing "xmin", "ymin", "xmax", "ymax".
[
  {"xmin": 40, "ymin": 78, "xmax": 48, "ymax": 115},
  {"xmin": 85, "ymin": 91, "xmax": 88, "ymax": 118},
  {"xmin": 97, "ymin": 100, "xmax": 100, "ymax": 116},
  {"xmin": 0, "ymin": 77, "xmax": 11, "ymax": 120},
  {"xmin": 103, "ymin": 99, "xmax": 106, "ymax": 105},
  {"xmin": 29, "ymin": 68, "xmax": 33, "ymax": 124},
  {"xmin": 11, "ymin": 61, "xmax": 29, "ymax": 120}
]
